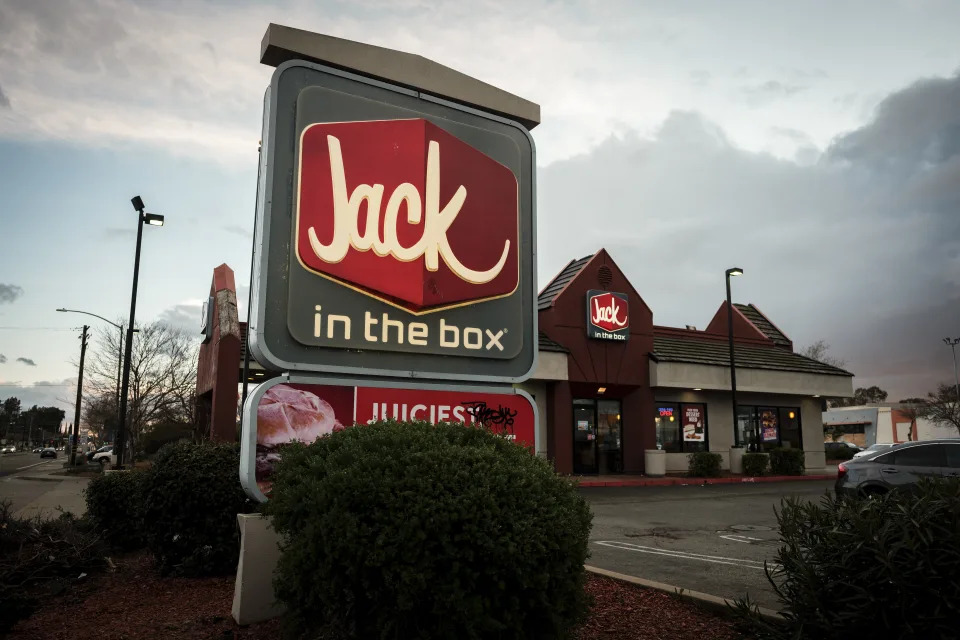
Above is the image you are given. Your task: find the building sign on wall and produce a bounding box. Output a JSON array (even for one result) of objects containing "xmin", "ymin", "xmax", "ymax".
[
  {"xmin": 240, "ymin": 376, "xmax": 537, "ymax": 501},
  {"xmin": 586, "ymin": 290, "xmax": 629, "ymax": 341},
  {"xmin": 682, "ymin": 405, "xmax": 705, "ymax": 442},
  {"xmin": 249, "ymin": 63, "xmax": 537, "ymax": 382}
]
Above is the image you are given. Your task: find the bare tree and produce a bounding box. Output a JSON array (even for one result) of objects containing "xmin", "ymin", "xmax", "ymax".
[
  {"xmin": 920, "ymin": 383, "xmax": 960, "ymax": 436},
  {"xmin": 799, "ymin": 340, "xmax": 847, "ymax": 368},
  {"xmin": 84, "ymin": 321, "xmax": 198, "ymax": 455}
]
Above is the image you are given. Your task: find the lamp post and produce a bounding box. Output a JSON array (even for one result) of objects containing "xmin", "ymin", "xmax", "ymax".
[
  {"xmin": 56, "ymin": 308, "xmax": 129, "ymax": 442},
  {"xmin": 945, "ymin": 337, "xmax": 960, "ymax": 405},
  {"xmin": 116, "ymin": 196, "xmax": 164, "ymax": 468},
  {"xmin": 726, "ymin": 267, "xmax": 744, "ymax": 448}
]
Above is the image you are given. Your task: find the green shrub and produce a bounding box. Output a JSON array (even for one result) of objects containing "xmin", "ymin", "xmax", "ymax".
[
  {"xmin": 142, "ymin": 442, "xmax": 254, "ymax": 576},
  {"xmin": 825, "ymin": 446, "xmax": 855, "ymax": 461},
  {"xmin": 84, "ymin": 470, "xmax": 147, "ymax": 550},
  {"xmin": 265, "ymin": 420, "xmax": 593, "ymax": 640},
  {"xmin": 742, "ymin": 452, "xmax": 768, "ymax": 476},
  {"xmin": 0, "ymin": 503, "xmax": 106, "ymax": 633},
  {"xmin": 769, "ymin": 448, "xmax": 804, "ymax": 476},
  {"xmin": 688, "ymin": 451, "xmax": 722, "ymax": 477},
  {"xmin": 732, "ymin": 479, "xmax": 960, "ymax": 639}
]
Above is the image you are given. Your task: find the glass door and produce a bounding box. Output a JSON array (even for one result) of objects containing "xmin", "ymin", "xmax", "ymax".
[
  {"xmin": 597, "ymin": 400, "xmax": 623, "ymax": 474},
  {"xmin": 573, "ymin": 400, "xmax": 597, "ymax": 474}
]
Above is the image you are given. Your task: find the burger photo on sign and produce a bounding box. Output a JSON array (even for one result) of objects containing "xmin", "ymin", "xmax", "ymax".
[{"xmin": 255, "ymin": 384, "xmax": 348, "ymax": 495}]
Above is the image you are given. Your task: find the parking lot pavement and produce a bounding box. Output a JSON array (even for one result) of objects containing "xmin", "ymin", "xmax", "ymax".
[
  {"xmin": 581, "ymin": 480, "xmax": 835, "ymax": 609},
  {"xmin": 0, "ymin": 453, "xmax": 89, "ymax": 519}
]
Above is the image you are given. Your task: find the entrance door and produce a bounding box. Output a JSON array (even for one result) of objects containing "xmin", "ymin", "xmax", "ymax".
[
  {"xmin": 597, "ymin": 400, "xmax": 623, "ymax": 474},
  {"xmin": 573, "ymin": 400, "xmax": 597, "ymax": 474}
]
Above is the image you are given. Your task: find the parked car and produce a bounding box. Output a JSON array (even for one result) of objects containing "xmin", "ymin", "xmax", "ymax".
[
  {"xmin": 835, "ymin": 439, "xmax": 960, "ymax": 498},
  {"xmin": 91, "ymin": 447, "xmax": 113, "ymax": 467},
  {"xmin": 86, "ymin": 445, "xmax": 112, "ymax": 462},
  {"xmin": 824, "ymin": 441, "xmax": 862, "ymax": 457},
  {"xmin": 2, "ymin": 444, "xmax": 16, "ymax": 454},
  {"xmin": 852, "ymin": 443, "xmax": 895, "ymax": 459},
  {"xmin": 40, "ymin": 447, "xmax": 57, "ymax": 459}
]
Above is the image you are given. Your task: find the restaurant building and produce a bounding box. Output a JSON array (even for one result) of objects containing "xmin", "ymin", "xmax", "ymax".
[{"xmin": 518, "ymin": 249, "xmax": 854, "ymax": 475}]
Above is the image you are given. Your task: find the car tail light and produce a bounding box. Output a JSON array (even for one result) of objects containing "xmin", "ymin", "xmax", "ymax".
[{"xmin": 837, "ymin": 463, "xmax": 847, "ymax": 478}]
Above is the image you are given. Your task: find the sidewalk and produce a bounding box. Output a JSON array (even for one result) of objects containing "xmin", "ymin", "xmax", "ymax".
[
  {"xmin": 10, "ymin": 462, "xmax": 90, "ymax": 520},
  {"xmin": 575, "ymin": 470, "xmax": 837, "ymax": 488}
]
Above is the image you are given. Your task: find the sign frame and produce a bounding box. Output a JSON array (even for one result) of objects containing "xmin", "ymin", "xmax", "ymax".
[
  {"xmin": 239, "ymin": 373, "xmax": 540, "ymax": 502},
  {"xmin": 586, "ymin": 289, "xmax": 630, "ymax": 341},
  {"xmin": 248, "ymin": 60, "xmax": 538, "ymax": 383}
]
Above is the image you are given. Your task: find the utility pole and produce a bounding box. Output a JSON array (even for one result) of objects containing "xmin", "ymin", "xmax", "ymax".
[
  {"xmin": 70, "ymin": 325, "xmax": 90, "ymax": 466},
  {"xmin": 945, "ymin": 338, "xmax": 960, "ymax": 406}
]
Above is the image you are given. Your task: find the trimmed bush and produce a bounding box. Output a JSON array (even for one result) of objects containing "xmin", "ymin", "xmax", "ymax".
[
  {"xmin": 825, "ymin": 446, "xmax": 855, "ymax": 461},
  {"xmin": 769, "ymin": 448, "xmax": 805, "ymax": 476},
  {"xmin": 142, "ymin": 442, "xmax": 254, "ymax": 576},
  {"xmin": 688, "ymin": 451, "xmax": 722, "ymax": 477},
  {"xmin": 742, "ymin": 452, "xmax": 769, "ymax": 476},
  {"xmin": 84, "ymin": 470, "xmax": 147, "ymax": 550},
  {"xmin": 732, "ymin": 479, "xmax": 960, "ymax": 639},
  {"xmin": 265, "ymin": 420, "xmax": 593, "ymax": 640}
]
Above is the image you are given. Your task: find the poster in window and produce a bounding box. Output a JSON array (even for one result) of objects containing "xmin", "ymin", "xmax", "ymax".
[
  {"xmin": 577, "ymin": 420, "xmax": 589, "ymax": 431},
  {"xmin": 682, "ymin": 405, "xmax": 705, "ymax": 442},
  {"xmin": 760, "ymin": 409, "xmax": 779, "ymax": 442}
]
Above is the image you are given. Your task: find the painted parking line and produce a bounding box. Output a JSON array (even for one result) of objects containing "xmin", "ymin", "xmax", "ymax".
[
  {"xmin": 720, "ymin": 534, "xmax": 763, "ymax": 543},
  {"xmin": 16, "ymin": 460, "xmax": 55, "ymax": 472},
  {"xmin": 594, "ymin": 540, "xmax": 776, "ymax": 571}
]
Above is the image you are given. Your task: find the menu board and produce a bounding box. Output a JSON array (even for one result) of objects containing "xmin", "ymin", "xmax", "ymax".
[
  {"xmin": 760, "ymin": 409, "xmax": 779, "ymax": 442},
  {"xmin": 682, "ymin": 405, "xmax": 705, "ymax": 442}
]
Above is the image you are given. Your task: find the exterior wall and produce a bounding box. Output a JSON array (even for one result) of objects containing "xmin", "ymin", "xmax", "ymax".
[
  {"xmin": 530, "ymin": 351, "xmax": 568, "ymax": 381},
  {"xmin": 918, "ymin": 417, "xmax": 958, "ymax": 440},
  {"xmin": 650, "ymin": 389, "xmax": 825, "ymax": 472},
  {"xmin": 195, "ymin": 264, "xmax": 241, "ymax": 442},
  {"xmin": 651, "ymin": 361, "xmax": 853, "ymax": 398},
  {"xmin": 546, "ymin": 381, "xmax": 573, "ymax": 474},
  {"xmin": 515, "ymin": 378, "xmax": 550, "ymax": 458}
]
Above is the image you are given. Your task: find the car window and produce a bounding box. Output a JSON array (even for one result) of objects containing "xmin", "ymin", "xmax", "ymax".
[
  {"xmin": 889, "ymin": 445, "xmax": 946, "ymax": 467},
  {"xmin": 945, "ymin": 444, "xmax": 960, "ymax": 469}
]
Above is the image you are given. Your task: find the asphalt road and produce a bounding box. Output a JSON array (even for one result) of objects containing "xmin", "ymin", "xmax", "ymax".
[
  {"xmin": 0, "ymin": 451, "xmax": 73, "ymax": 515},
  {"xmin": 581, "ymin": 480, "xmax": 835, "ymax": 609},
  {"xmin": 0, "ymin": 450, "xmax": 59, "ymax": 477}
]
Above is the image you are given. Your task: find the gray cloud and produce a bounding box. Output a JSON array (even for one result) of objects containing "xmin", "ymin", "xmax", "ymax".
[
  {"xmin": 0, "ymin": 82, "xmax": 9, "ymax": 108},
  {"xmin": 224, "ymin": 223, "xmax": 252, "ymax": 237},
  {"xmin": 16, "ymin": 357, "xmax": 37, "ymax": 366},
  {"xmin": 157, "ymin": 301, "xmax": 203, "ymax": 331},
  {"xmin": 103, "ymin": 228, "xmax": 136, "ymax": 240},
  {"xmin": 742, "ymin": 80, "xmax": 806, "ymax": 105},
  {"xmin": 539, "ymin": 71, "xmax": 960, "ymax": 399},
  {"xmin": 0, "ymin": 354, "xmax": 6, "ymax": 363},
  {"xmin": 0, "ymin": 283, "xmax": 23, "ymax": 304}
]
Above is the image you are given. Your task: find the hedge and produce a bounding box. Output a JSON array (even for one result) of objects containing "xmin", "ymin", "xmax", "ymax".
[
  {"xmin": 732, "ymin": 479, "xmax": 960, "ymax": 639},
  {"xmin": 265, "ymin": 420, "xmax": 593, "ymax": 640},
  {"xmin": 769, "ymin": 448, "xmax": 805, "ymax": 476},
  {"xmin": 688, "ymin": 451, "xmax": 722, "ymax": 477},
  {"xmin": 84, "ymin": 470, "xmax": 147, "ymax": 550},
  {"xmin": 742, "ymin": 452, "xmax": 769, "ymax": 477}
]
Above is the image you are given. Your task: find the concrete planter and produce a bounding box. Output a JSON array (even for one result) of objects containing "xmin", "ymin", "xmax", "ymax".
[
  {"xmin": 729, "ymin": 447, "xmax": 745, "ymax": 474},
  {"xmin": 644, "ymin": 449, "xmax": 666, "ymax": 477}
]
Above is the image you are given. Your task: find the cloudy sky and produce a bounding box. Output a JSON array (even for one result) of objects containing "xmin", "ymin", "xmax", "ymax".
[{"xmin": 1, "ymin": 0, "xmax": 958, "ymax": 414}]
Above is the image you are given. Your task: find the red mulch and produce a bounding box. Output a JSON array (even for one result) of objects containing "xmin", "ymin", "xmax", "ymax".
[
  {"xmin": 578, "ymin": 574, "xmax": 742, "ymax": 640},
  {"xmin": 9, "ymin": 555, "xmax": 740, "ymax": 640}
]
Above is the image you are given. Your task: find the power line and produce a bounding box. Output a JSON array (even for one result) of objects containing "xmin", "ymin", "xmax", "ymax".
[
  {"xmin": 0, "ymin": 327, "xmax": 81, "ymax": 331},
  {"xmin": 0, "ymin": 384, "xmax": 73, "ymax": 387}
]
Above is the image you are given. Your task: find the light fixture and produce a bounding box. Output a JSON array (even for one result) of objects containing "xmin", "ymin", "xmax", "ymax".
[
  {"xmin": 693, "ymin": 388, "xmax": 702, "ymax": 391},
  {"xmin": 616, "ymin": 414, "xmax": 621, "ymax": 420},
  {"xmin": 597, "ymin": 387, "xmax": 606, "ymax": 394},
  {"xmin": 144, "ymin": 213, "xmax": 165, "ymax": 226},
  {"xmin": 788, "ymin": 411, "xmax": 796, "ymax": 419},
  {"xmin": 669, "ymin": 416, "xmax": 675, "ymax": 422},
  {"xmin": 813, "ymin": 395, "xmax": 821, "ymax": 398},
  {"xmin": 726, "ymin": 267, "xmax": 743, "ymax": 277}
]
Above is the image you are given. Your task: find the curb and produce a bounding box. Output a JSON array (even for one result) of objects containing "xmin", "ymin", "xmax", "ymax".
[
  {"xmin": 577, "ymin": 474, "xmax": 836, "ymax": 488},
  {"xmin": 585, "ymin": 565, "xmax": 783, "ymax": 623}
]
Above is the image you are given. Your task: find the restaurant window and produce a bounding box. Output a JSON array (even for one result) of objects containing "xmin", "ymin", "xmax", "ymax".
[
  {"xmin": 737, "ymin": 406, "xmax": 801, "ymax": 451},
  {"xmin": 655, "ymin": 403, "xmax": 707, "ymax": 452}
]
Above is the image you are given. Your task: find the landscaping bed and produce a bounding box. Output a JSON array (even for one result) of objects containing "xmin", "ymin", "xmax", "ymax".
[{"xmin": 8, "ymin": 554, "xmax": 740, "ymax": 640}]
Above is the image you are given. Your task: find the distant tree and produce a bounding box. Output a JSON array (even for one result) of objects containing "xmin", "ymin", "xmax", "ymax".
[
  {"xmin": 898, "ymin": 397, "xmax": 928, "ymax": 406},
  {"xmin": 832, "ymin": 386, "xmax": 889, "ymax": 408},
  {"xmin": 799, "ymin": 340, "xmax": 847, "ymax": 368},
  {"xmin": 919, "ymin": 383, "xmax": 960, "ymax": 436},
  {"xmin": 83, "ymin": 321, "xmax": 198, "ymax": 458},
  {"xmin": 21, "ymin": 405, "xmax": 66, "ymax": 446}
]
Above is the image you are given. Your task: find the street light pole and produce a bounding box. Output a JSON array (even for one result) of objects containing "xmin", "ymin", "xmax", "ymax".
[
  {"xmin": 116, "ymin": 196, "xmax": 164, "ymax": 468},
  {"xmin": 70, "ymin": 325, "xmax": 89, "ymax": 466},
  {"xmin": 726, "ymin": 268, "xmax": 744, "ymax": 448},
  {"xmin": 945, "ymin": 337, "xmax": 960, "ymax": 404},
  {"xmin": 56, "ymin": 308, "xmax": 128, "ymax": 443}
]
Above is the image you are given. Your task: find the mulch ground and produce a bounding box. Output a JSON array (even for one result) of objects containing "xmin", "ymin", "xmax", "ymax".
[{"xmin": 9, "ymin": 554, "xmax": 742, "ymax": 640}]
